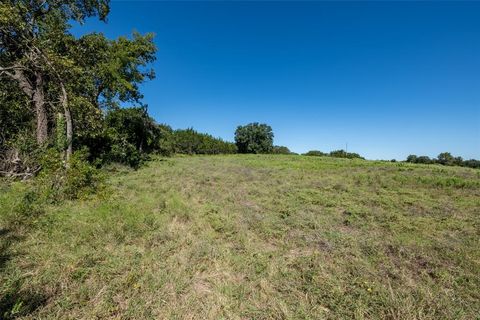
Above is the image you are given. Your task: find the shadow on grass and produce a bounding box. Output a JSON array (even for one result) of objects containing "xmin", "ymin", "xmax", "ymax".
[
  {"xmin": 0, "ymin": 228, "xmax": 19, "ymax": 271},
  {"xmin": 0, "ymin": 228, "xmax": 49, "ymax": 319}
]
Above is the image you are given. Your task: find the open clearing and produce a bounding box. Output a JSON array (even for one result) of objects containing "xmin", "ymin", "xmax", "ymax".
[{"xmin": 1, "ymin": 155, "xmax": 479, "ymax": 319}]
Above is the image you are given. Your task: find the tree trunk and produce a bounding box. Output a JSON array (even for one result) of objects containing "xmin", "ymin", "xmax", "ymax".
[
  {"xmin": 33, "ymin": 72, "xmax": 48, "ymax": 145},
  {"xmin": 60, "ymin": 82, "xmax": 73, "ymax": 163},
  {"xmin": 2, "ymin": 67, "xmax": 48, "ymax": 145}
]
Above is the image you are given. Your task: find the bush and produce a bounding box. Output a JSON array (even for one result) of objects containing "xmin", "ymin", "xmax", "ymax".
[
  {"xmin": 304, "ymin": 150, "xmax": 327, "ymax": 157},
  {"xmin": 0, "ymin": 130, "xmax": 42, "ymax": 178},
  {"xmin": 329, "ymin": 149, "xmax": 364, "ymax": 159},
  {"xmin": 235, "ymin": 123, "xmax": 274, "ymax": 154},
  {"xmin": 36, "ymin": 148, "xmax": 103, "ymax": 201},
  {"xmin": 272, "ymin": 146, "xmax": 293, "ymax": 154},
  {"xmin": 64, "ymin": 151, "xmax": 103, "ymax": 198},
  {"xmin": 156, "ymin": 124, "xmax": 175, "ymax": 156},
  {"xmin": 416, "ymin": 156, "xmax": 433, "ymax": 164},
  {"xmin": 104, "ymin": 130, "xmax": 144, "ymax": 168},
  {"xmin": 82, "ymin": 107, "xmax": 171, "ymax": 168},
  {"xmin": 463, "ymin": 159, "xmax": 480, "ymax": 169},
  {"xmin": 172, "ymin": 128, "xmax": 237, "ymax": 155},
  {"xmin": 407, "ymin": 153, "xmax": 479, "ymax": 169}
]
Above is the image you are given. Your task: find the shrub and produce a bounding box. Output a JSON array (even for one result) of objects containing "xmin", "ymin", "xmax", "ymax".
[
  {"xmin": 272, "ymin": 146, "xmax": 292, "ymax": 154},
  {"xmin": 156, "ymin": 124, "xmax": 175, "ymax": 156},
  {"xmin": 304, "ymin": 150, "xmax": 327, "ymax": 157},
  {"xmin": 416, "ymin": 156, "xmax": 433, "ymax": 164},
  {"xmin": 84, "ymin": 107, "xmax": 168, "ymax": 168},
  {"xmin": 463, "ymin": 159, "xmax": 480, "ymax": 169},
  {"xmin": 0, "ymin": 130, "xmax": 42, "ymax": 178},
  {"xmin": 329, "ymin": 149, "xmax": 364, "ymax": 159},
  {"xmin": 105, "ymin": 130, "xmax": 144, "ymax": 168},
  {"xmin": 36, "ymin": 148, "xmax": 103, "ymax": 201},
  {"xmin": 406, "ymin": 153, "xmax": 478, "ymax": 169},
  {"xmin": 172, "ymin": 128, "xmax": 236, "ymax": 155},
  {"xmin": 105, "ymin": 107, "xmax": 161, "ymax": 153},
  {"xmin": 64, "ymin": 150, "xmax": 103, "ymax": 198}
]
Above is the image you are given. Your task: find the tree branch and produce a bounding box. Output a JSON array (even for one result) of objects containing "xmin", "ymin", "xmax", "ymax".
[{"xmin": 0, "ymin": 65, "xmax": 34, "ymax": 97}]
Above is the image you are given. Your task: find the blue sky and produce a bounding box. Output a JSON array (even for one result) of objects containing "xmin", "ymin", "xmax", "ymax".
[{"xmin": 73, "ymin": 1, "xmax": 480, "ymax": 160}]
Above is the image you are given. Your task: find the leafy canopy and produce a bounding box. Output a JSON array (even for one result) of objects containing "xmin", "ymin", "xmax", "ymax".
[{"xmin": 234, "ymin": 123, "xmax": 274, "ymax": 154}]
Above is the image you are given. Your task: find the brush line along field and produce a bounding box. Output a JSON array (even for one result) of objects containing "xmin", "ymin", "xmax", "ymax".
[{"xmin": 1, "ymin": 155, "xmax": 479, "ymax": 319}]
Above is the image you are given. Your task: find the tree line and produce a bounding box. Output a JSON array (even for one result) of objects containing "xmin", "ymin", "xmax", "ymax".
[
  {"xmin": 406, "ymin": 153, "xmax": 480, "ymax": 169},
  {"xmin": 303, "ymin": 150, "xmax": 364, "ymax": 159}
]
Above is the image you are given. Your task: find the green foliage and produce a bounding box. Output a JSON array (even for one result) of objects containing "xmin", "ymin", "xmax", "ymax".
[
  {"xmin": 463, "ymin": 159, "xmax": 480, "ymax": 169},
  {"xmin": 36, "ymin": 148, "xmax": 102, "ymax": 201},
  {"xmin": 0, "ymin": 130, "xmax": 43, "ymax": 177},
  {"xmin": 1, "ymin": 0, "xmax": 157, "ymax": 174},
  {"xmin": 155, "ymin": 124, "xmax": 175, "ymax": 156},
  {"xmin": 71, "ymin": 31, "xmax": 156, "ymax": 109},
  {"xmin": 329, "ymin": 149, "xmax": 364, "ymax": 159},
  {"xmin": 55, "ymin": 113, "xmax": 68, "ymax": 152},
  {"xmin": 437, "ymin": 152, "xmax": 453, "ymax": 165},
  {"xmin": 234, "ymin": 122, "xmax": 274, "ymax": 154},
  {"xmin": 303, "ymin": 149, "xmax": 364, "ymax": 160},
  {"xmin": 304, "ymin": 150, "xmax": 327, "ymax": 157},
  {"xmin": 406, "ymin": 154, "xmax": 418, "ymax": 163},
  {"xmin": 0, "ymin": 82, "xmax": 32, "ymax": 150},
  {"xmin": 272, "ymin": 145, "xmax": 293, "ymax": 154},
  {"xmin": 415, "ymin": 156, "xmax": 433, "ymax": 164},
  {"xmin": 406, "ymin": 152, "xmax": 477, "ymax": 168},
  {"xmin": 100, "ymin": 107, "xmax": 160, "ymax": 168},
  {"xmin": 105, "ymin": 107, "xmax": 159, "ymax": 153},
  {"xmin": 172, "ymin": 128, "xmax": 237, "ymax": 155}
]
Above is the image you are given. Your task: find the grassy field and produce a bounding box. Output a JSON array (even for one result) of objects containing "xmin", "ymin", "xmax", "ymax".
[{"xmin": 1, "ymin": 155, "xmax": 479, "ymax": 319}]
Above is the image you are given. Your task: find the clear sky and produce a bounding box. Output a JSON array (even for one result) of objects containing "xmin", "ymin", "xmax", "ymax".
[{"xmin": 72, "ymin": 1, "xmax": 480, "ymax": 160}]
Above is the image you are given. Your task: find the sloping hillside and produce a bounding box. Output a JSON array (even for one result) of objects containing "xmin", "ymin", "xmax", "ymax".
[{"xmin": 1, "ymin": 155, "xmax": 479, "ymax": 319}]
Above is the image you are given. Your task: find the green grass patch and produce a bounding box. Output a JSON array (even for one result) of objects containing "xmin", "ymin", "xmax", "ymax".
[{"xmin": 1, "ymin": 155, "xmax": 479, "ymax": 319}]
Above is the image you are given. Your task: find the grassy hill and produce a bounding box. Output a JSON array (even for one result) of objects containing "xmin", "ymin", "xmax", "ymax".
[{"xmin": 1, "ymin": 155, "xmax": 479, "ymax": 319}]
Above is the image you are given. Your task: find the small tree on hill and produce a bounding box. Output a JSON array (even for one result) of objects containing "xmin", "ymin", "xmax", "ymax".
[{"xmin": 234, "ymin": 123, "xmax": 274, "ymax": 154}]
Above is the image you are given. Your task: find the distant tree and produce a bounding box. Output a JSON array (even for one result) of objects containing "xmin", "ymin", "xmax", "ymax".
[
  {"xmin": 304, "ymin": 150, "xmax": 327, "ymax": 157},
  {"xmin": 272, "ymin": 145, "xmax": 292, "ymax": 154},
  {"xmin": 416, "ymin": 156, "xmax": 433, "ymax": 164},
  {"xmin": 234, "ymin": 123, "xmax": 274, "ymax": 154},
  {"xmin": 406, "ymin": 155, "xmax": 418, "ymax": 163},
  {"xmin": 437, "ymin": 152, "xmax": 454, "ymax": 165},
  {"xmin": 463, "ymin": 159, "xmax": 480, "ymax": 169},
  {"xmin": 329, "ymin": 149, "xmax": 364, "ymax": 159},
  {"xmin": 453, "ymin": 156, "xmax": 464, "ymax": 166},
  {"xmin": 405, "ymin": 153, "xmax": 479, "ymax": 169},
  {"xmin": 173, "ymin": 128, "xmax": 236, "ymax": 155}
]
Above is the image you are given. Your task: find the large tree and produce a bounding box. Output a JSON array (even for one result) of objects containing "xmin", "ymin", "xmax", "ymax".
[
  {"xmin": 0, "ymin": 1, "xmax": 109, "ymax": 151},
  {"xmin": 234, "ymin": 122, "xmax": 274, "ymax": 154},
  {"xmin": 0, "ymin": 0, "xmax": 156, "ymax": 164}
]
